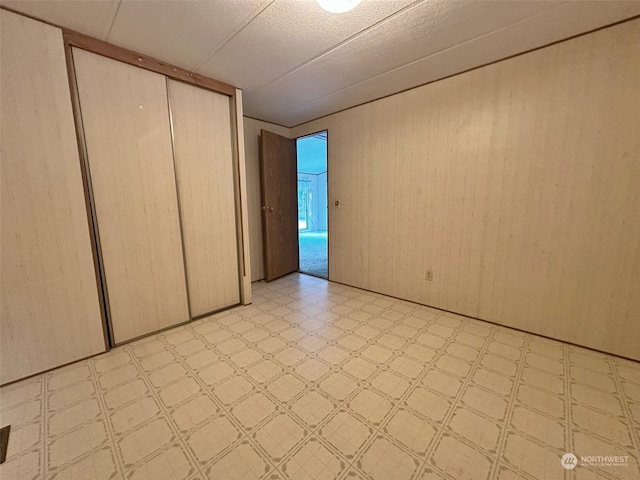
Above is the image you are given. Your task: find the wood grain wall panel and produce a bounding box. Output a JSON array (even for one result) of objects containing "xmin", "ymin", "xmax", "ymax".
[
  {"xmin": 291, "ymin": 19, "xmax": 640, "ymax": 360},
  {"xmin": 73, "ymin": 48, "xmax": 189, "ymax": 344},
  {"xmin": 167, "ymin": 79, "xmax": 240, "ymax": 317},
  {"xmin": 0, "ymin": 10, "xmax": 105, "ymax": 384},
  {"xmin": 242, "ymin": 118, "xmax": 291, "ymax": 282}
]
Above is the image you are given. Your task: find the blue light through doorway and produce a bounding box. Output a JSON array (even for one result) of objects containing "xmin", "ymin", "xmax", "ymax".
[{"xmin": 297, "ymin": 131, "xmax": 328, "ymax": 279}]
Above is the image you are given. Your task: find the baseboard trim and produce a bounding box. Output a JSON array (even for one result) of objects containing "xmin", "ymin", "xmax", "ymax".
[{"xmin": 301, "ymin": 273, "xmax": 639, "ymax": 364}]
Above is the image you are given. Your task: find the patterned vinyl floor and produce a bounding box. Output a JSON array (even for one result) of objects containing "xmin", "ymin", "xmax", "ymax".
[{"xmin": 1, "ymin": 273, "xmax": 639, "ymax": 480}]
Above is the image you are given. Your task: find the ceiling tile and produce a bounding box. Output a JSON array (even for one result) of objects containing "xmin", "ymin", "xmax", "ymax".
[
  {"xmin": 197, "ymin": 0, "xmax": 416, "ymax": 90},
  {"xmin": 1, "ymin": 0, "xmax": 119, "ymax": 39},
  {"xmin": 107, "ymin": 0, "xmax": 267, "ymax": 71},
  {"xmin": 244, "ymin": 0, "xmax": 561, "ymax": 121},
  {"xmin": 250, "ymin": 1, "xmax": 640, "ymax": 126},
  {"xmin": 2, "ymin": 0, "xmax": 637, "ymax": 127}
]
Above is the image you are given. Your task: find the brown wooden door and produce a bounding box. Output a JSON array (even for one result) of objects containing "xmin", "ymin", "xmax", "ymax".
[{"xmin": 260, "ymin": 129, "xmax": 299, "ymax": 281}]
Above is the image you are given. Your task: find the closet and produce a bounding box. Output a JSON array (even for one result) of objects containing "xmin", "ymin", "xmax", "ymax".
[
  {"xmin": 73, "ymin": 49, "xmax": 242, "ymax": 344},
  {"xmin": 1, "ymin": 8, "xmax": 249, "ymax": 383},
  {"xmin": 72, "ymin": 50, "xmax": 191, "ymax": 344}
]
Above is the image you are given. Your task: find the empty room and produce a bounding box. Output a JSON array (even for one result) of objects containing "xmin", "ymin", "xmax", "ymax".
[{"xmin": 1, "ymin": 1, "xmax": 639, "ymax": 479}]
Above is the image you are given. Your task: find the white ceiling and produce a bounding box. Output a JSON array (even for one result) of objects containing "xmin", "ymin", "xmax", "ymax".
[{"xmin": 2, "ymin": 0, "xmax": 639, "ymax": 127}]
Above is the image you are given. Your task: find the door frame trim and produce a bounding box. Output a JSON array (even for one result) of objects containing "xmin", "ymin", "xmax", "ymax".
[
  {"xmin": 62, "ymin": 29, "xmax": 236, "ymax": 97},
  {"xmin": 295, "ymin": 129, "xmax": 329, "ymax": 280},
  {"xmin": 64, "ymin": 44, "xmax": 113, "ymax": 350}
]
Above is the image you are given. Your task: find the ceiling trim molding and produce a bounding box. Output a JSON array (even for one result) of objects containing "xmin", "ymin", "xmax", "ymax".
[
  {"xmin": 64, "ymin": 29, "xmax": 237, "ymax": 97},
  {"xmin": 290, "ymin": 13, "xmax": 640, "ymax": 129},
  {"xmin": 243, "ymin": 115, "xmax": 291, "ymax": 131},
  {"xmin": 298, "ymin": 170, "xmax": 328, "ymax": 176}
]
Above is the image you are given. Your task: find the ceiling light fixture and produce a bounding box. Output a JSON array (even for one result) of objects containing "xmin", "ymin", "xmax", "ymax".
[{"xmin": 317, "ymin": 0, "xmax": 363, "ymax": 14}]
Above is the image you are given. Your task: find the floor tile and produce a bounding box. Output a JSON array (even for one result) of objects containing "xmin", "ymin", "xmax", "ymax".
[
  {"xmin": 283, "ymin": 438, "xmax": 344, "ymax": 480},
  {"xmin": 2, "ymin": 273, "xmax": 639, "ymax": 480},
  {"xmin": 358, "ymin": 436, "xmax": 420, "ymax": 479},
  {"xmin": 319, "ymin": 411, "xmax": 370, "ymax": 459},
  {"xmin": 254, "ymin": 413, "xmax": 305, "ymax": 462}
]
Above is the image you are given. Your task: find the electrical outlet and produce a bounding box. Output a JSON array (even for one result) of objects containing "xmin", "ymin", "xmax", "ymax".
[{"xmin": 425, "ymin": 270, "xmax": 433, "ymax": 281}]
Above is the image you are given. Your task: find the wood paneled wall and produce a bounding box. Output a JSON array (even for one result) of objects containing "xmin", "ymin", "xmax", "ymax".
[
  {"xmin": 291, "ymin": 19, "xmax": 640, "ymax": 360},
  {"xmin": 243, "ymin": 118, "xmax": 291, "ymax": 281},
  {"xmin": 0, "ymin": 11, "xmax": 105, "ymax": 384}
]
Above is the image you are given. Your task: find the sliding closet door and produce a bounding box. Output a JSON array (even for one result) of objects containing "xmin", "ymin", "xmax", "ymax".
[
  {"xmin": 73, "ymin": 49, "xmax": 189, "ymax": 344},
  {"xmin": 167, "ymin": 80, "xmax": 240, "ymax": 317},
  {"xmin": 0, "ymin": 11, "xmax": 105, "ymax": 384}
]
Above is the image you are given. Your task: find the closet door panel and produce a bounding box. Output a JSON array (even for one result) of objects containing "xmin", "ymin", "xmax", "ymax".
[
  {"xmin": 168, "ymin": 80, "xmax": 240, "ymax": 316},
  {"xmin": 0, "ymin": 11, "xmax": 105, "ymax": 384},
  {"xmin": 73, "ymin": 49, "xmax": 189, "ymax": 343}
]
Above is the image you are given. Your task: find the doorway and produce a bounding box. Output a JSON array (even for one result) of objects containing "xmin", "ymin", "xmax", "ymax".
[{"xmin": 296, "ymin": 131, "xmax": 328, "ymax": 279}]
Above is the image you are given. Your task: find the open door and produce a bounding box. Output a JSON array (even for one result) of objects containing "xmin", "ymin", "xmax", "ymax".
[
  {"xmin": 296, "ymin": 131, "xmax": 328, "ymax": 279},
  {"xmin": 260, "ymin": 129, "xmax": 299, "ymax": 281}
]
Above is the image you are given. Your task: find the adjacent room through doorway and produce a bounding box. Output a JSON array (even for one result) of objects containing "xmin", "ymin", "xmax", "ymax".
[{"xmin": 296, "ymin": 131, "xmax": 328, "ymax": 278}]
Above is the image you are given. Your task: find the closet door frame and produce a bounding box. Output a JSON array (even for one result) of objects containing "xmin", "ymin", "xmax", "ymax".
[
  {"xmin": 61, "ymin": 29, "xmax": 252, "ymax": 346},
  {"xmin": 63, "ymin": 41, "xmax": 114, "ymax": 348}
]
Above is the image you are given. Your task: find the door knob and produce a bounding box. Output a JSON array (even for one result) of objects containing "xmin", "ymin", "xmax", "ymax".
[{"xmin": 262, "ymin": 205, "xmax": 274, "ymax": 212}]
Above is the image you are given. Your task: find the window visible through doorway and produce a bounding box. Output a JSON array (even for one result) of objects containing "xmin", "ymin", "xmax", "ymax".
[{"xmin": 297, "ymin": 179, "xmax": 312, "ymax": 230}]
